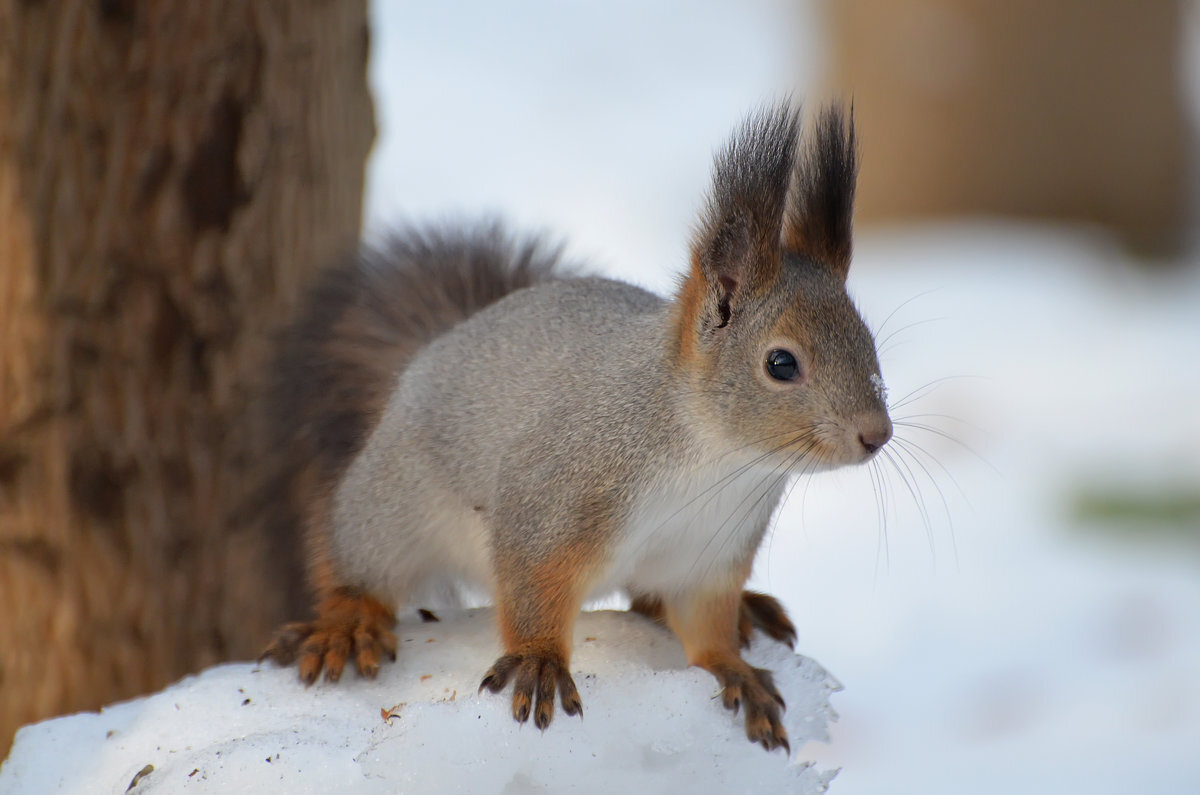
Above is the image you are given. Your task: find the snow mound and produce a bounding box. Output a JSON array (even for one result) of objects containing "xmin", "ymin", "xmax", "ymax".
[{"xmin": 0, "ymin": 609, "xmax": 840, "ymax": 794}]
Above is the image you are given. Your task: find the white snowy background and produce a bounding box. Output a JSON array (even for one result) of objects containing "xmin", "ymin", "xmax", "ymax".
[{"xmin": 5, "ymin": 1, "xmax": 1200, "ymax": 793}]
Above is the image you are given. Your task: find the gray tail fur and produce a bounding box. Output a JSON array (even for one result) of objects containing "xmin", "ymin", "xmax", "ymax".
[{"xmin": 257, "ymin": 222, "xmax": 564, "ymax": 609}]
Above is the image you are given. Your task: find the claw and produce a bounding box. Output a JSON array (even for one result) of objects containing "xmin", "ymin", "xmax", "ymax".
[
  {"xmin": 559, "ymin": 671, "xmax": 583, "ymax": 718},
  {"xmin": 259, "ymin": 587, "xmax": 397, "ymax": 685},
  {"xmin": 739, "ymin": 591, "xmax": 797, "ymax": 649},
  {"xmin": 480, "ymin": 647, "xmax": 582, "ymax": 731},
  {"xmin": 299, "ymin": 658, "xmax": 321, "ymax": 687},
  {"xmin": 707, "ymin": 660, "xmax": 790, "ymax": 753}
]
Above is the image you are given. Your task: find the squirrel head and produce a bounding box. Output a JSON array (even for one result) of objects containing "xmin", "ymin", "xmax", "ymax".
[{"xmin": 673, "ymin": 103, "xmax": 891, "ymax": 469}]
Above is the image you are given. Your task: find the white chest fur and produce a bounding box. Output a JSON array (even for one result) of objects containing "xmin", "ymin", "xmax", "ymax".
[{"xmin": 596, "ymin": 456, "xmax": 788, "ymax": 598}]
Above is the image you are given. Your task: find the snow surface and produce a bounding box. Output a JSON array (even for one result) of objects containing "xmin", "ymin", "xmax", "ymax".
[{"xmin": 0, "ymin": 610, "xmax": 839, "ymax": 794}]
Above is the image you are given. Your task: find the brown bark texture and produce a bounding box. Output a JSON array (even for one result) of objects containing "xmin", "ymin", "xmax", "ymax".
[{"xmin": 0, "ymin": 0, "xmax": 373, "ymax": 753}]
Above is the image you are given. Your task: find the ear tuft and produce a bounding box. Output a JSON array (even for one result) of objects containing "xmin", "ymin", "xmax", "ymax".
[
  {"xmin": 784, "ymin": 104, "xmax": 858, "ymax": 280},
  {"xmin": 690, "ymin": 103, "xmax": 801, "ymax": 307}
]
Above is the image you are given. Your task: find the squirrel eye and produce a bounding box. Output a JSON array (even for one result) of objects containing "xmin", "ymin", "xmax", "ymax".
[{"xmin": 765, "ymin": 349, "xmax": 800, "ymax": 382}]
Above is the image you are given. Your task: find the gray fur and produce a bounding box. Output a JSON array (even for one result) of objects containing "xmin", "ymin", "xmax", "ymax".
[
  {"xmin": 261, "ymin": 102, "xmax": 889, "ymax": 751},
  {"xmin": 258, "ymin": 223, "xmax": 564, "ymax": 602},
  {"xmin": 323, "ymin": 102, "xmax": 889, "ymax": 615},
  {"xmin": 333, "ymin": 277, "xmax": 694, "ymax": 602}
]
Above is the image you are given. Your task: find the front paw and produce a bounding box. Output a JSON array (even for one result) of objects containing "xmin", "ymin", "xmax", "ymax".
[
  {"xmin": 479, "ymin": 646, "xmax": 583, "ymax": 730},
  {"xmin": 709, "ymin": 661, "xmax": 789, "ymax": 752}
]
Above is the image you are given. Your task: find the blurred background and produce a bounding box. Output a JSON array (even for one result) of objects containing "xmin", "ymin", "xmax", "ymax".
[
  {"xmin": 366, "ymin": 1, "xmax": 1200, "ymax": 792},
  {"xmin": 2, "ymin": 1, "xmax": 1198, "ymax": 792}
]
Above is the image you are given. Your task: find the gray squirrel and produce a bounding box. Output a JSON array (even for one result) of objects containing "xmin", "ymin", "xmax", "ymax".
[{"xmin": 261, "ymin": 102, "xmax": 891, "ymax": 753}]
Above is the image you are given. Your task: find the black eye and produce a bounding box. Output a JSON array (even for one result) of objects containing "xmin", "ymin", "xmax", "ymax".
[{"xmin": 765, "ymin": 349, "xmax": 800, "ymax": 382}]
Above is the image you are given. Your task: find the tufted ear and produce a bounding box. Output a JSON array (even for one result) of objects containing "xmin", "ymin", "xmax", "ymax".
[
  {"xmin": 784, "ymin": 104, "xmax": 858, "ymax": 281},
  {"xmin": 687, "ymin": 103, "xmax": 800, "ymax": 330}
]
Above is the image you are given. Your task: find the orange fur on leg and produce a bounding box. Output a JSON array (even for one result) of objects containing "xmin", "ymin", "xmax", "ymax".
[
  {"xmin": 632, "ymin": 590, "xmax": 796, "ymax": 650},
  {"xmin": 737, "ymin": 591, "xmax": 797, "ymax": 649},
  {"xmin": 480, "ymin": 553, "xmax": 591, "ymax": 729},
  {"xmin": 261, "ymin": 586, "xmax": 397, "ymax": 684},
  {"xmin": 663, "ymin": 583, "xmax": 790, "ymax": 752}
]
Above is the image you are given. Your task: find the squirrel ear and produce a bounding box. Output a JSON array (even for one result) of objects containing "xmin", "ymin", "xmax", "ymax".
[
  {"xmin": 688, "ymin": 104, "xmax": 800, "ymax": 327},
  {"xmin": 784, "ymin": 104, "xmax": 858, "ymax": 281}
]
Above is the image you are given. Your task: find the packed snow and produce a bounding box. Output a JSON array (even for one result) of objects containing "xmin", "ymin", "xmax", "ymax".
[{"xmin": 0, "ymin": 610, "xmax": 840, "ymax": 794}]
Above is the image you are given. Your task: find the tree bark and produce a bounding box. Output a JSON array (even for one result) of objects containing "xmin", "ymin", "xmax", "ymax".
[{"xmin": 0, "ymin": 0, "xmax": 373, "ymax": 752}]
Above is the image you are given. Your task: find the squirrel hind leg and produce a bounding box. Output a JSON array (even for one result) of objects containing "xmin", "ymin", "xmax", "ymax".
[
  {"xmin": 628, "ymin": 593, "xmax": 666, "ymax": 625},
  {"xmin": 737, "ymin": 591, "xmax": 797, "ymax": 650},
  {"xmin": 631, "ymin": 590, "xmax": 796, "ymax": 651},
  {"xmin": 261, "ymin": 585, "xmax": 398, "ymax": 685}
]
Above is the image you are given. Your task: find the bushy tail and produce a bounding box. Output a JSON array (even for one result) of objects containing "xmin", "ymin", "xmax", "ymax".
[{"xmin": 259, "ymin": 223, "xmax": 563, "ymax": 609}]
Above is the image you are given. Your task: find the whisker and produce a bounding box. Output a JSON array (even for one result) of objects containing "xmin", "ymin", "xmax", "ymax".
[
  {"xmin": 791, "ymin": 434, "xmax": 829, "ymax": 531},
  {"xmin": 893, "ymin": 412, "xmax": 987, "ymax": 437},
  {"xmin": 677, "ymin": 432, "xmax": 813, "ymax": 514},
  {"xmin": 889, "ymin": 438, "xmax": 960, "ymax": 569},
  {"xmin": 893, "ymin": 420, "xmax": 999, "ymax": 474},
  {"xmin": 881, "ymin": 446, "xmax": 935, "ymax": 553},
  {"xmin": 694, "ymin": 441, "xmax": 815, "ymax": 584},
  {"xmin": 890, "ymin": 435, "xmax": 973, "ymax": 512},
  {"xmin": 872, "ymin": 288, "xmax": 943, "ymax": 342},
  {"xmin": 761, "ymin": 446, "xmax": 819, "ymax": 588},
  {"xmin": 630, "ymin": 429, "xmax": 819, "ymax": 564},
  {"xmin": 877, "ymin": 317, "xmax": 947, "ymax": 356},
  {"xmin": 868, "ymin": 454, "xmax": 890, "ymax": 583},
  {"xmin": 689, "ymin": 426, "xmax": 819, "ymax": 471},
  {"xmin": 876, "ymin": 456, "xmax": 900, "ymax": 547},
  {"xmin": 887, "ymin": 374, "xmax": 987, "ymax": 413}
]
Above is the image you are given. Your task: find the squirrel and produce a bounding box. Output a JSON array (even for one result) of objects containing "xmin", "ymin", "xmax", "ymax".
[{"xmin": 260, "ymin": 102, "xmax": 891, "ymax": 753}]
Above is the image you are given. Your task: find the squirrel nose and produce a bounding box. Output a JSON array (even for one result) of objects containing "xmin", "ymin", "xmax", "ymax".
[{"xmin": 857, "ymin": 421, "xmax": 893, "ymax": 455}]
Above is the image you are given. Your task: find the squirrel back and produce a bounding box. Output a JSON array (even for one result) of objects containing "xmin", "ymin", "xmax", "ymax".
[{"xmin": 261, "ymin": 224, "xmax": 564, "ymax": 599}]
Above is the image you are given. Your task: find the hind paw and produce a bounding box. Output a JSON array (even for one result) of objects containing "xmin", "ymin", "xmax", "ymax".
[
  {"xmin": 261, "ymin": 586, "xmax": 397, "ymax": 684},
  {"xmin": 634, "ymin": 590, "xmax": 796, "ymax": 650},
  {"xmin": 737, "ymin": 591, "xmax": 797, "ymax": 650}
]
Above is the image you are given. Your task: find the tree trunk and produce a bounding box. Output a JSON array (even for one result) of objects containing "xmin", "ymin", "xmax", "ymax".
[{"xmin": 0, "ymin": 0, "xmax": 373, "ymax": 752}]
